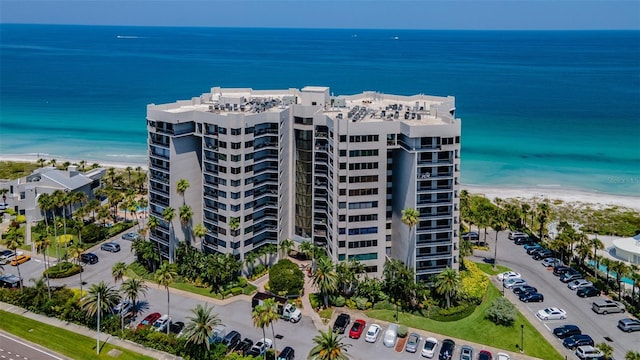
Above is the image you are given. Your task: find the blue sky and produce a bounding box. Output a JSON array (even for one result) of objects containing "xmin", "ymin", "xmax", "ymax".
[{"xmin": 1, "ymin": 0, "xmax": 638, "ymax": 30}]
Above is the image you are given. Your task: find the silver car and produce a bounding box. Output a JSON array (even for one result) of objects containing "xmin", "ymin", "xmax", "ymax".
[
  {"xmin": 405, "ymin": 332, "xmax": 420, "ymax": 353},
  {"xmin": 460, "ymin": 345, "xmax": 474, "ymax": 360}
]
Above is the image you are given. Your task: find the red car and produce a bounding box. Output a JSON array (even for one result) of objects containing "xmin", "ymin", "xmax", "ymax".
[
  {"xmin": 137, "ymin": 312, "xmax": 161, "ymax": 329},
  {"xmin": 479, "ymin": 350, "xmax": 493, "ymax": 360},
  {"xmin": 349, "ymin": 319, "xmax": 366, "ymax": 339}
]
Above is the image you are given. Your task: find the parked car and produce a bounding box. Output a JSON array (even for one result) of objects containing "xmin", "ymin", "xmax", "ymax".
[
  {"xmin": 514, "ymin": 236, "xmax": 534, "ymax": 245},
  {"xmin": 575, "ymin": 345, "xmax": 604, "ymax": 359},
  {"xmin": 577, "ymin": 286, "xmax": 601, "ymax": 298},
  {"xmin": 525, "ymin": 244, "xmax": 543, "ymax": 254},
  {"xmin": 478, "ymin": 350, "xmax": 493, "ymax": 360},
  {"xmin": 80, "ymin": 252, "xmax": 99, "ymax": 264},
  {"xmin": 497, "ymin": 271, "xmax": 521, "ymax": 281},
  {"xmin": 533, "ymin": 249, "xmax": 554, "ymax": 260},
  {"xmin": 169, "ymin": 321, "xmax": 184, "ymax": 335},
  {"xmin": 496, "ymin": 353, "xmax": 510, "ymax": 360},
  {"xmin": 512, "ymin": 285, "xmax": 537, "ymax": 295},
  {"xmin": 617, "ymin": 318, "xmax": 640, "ymax": 332},
  {"xmin": 508, "ymin": 231, "xmax": 527, "ymax": 240},
  {"xmin": 333, "ymin": 313, "xmax": 350, "ymax": 334},
  {"xmin": 421, "ymin": 337, "xmax": 438, "ymax": 358},
  {"xmin": 138, "ymin": 312, "xmax": 161, "ymax": 329},
  {"xmin": 461, "ymin": 232, "xmax": 479, "ymax": 241},
  {"xmin": 113, "ymin": 300, "xmax": 133, "ymax": 317},
  {"xmin": 563, "ymin": 334, "xmax": 594, "ymax": 350},
  {"xmin": 100, "ymin": 242, "xmax": 121, "ymax": 252},
  {"xmin": 541, "ymin": 257, "xmax": 562, "ymax": 267},
  {"xmin": 438, "ymin": 339, "xmax": 455, "ymax": 360},
  {"xmin": 592, "ymin": 299, "xmax": 626, "ymax": 314},
  {"xmin": 536, "ymin": 307, "xmax": 567, "ymax": 320},
  {"xmin": 349, "ymin": 319, "xmax": 366, "ymax": 339},
  {"xmin": 153, "ymin": 314, "xmax": 171, "ymax": 332},
  {"xmin": 0, "ymin": 249, "xmax": 16, "ymax": 263},
  {"xmin": 234, "ymin": 338, "xmax": 254, "ymax": 355},
  {"xmin": 383, "ymin": 324, "xmax": 398, "ymax": 348},
  {"xmin": 568, "ymin": 279, "xmax": 593, "ymax": 290},
  {"xmin": 121, "ymin": 232, "xmax": 140, "ymax": 241},
  {"xmin": 459, "ymin": 345, "xmax": 473, "ymax": 360},
  {"xmin": 560, "ymin": 270, "xmax": 583, "ymax": 283},
  {"xmin": 364, "ymin": 324, "xmax": 381, "ymax": 343},
  {"xmin": 277, "ymin": 346, "xmax": 295, "ymax": 360},
  {"xmin": 519, "ymin": 292, "xmax": 544, "ymax": 303},
  {"xmin": 552, "ymin": 265, "xmax": 571, "ymax": 276},
  {"xmin": 503, "ymin": 278, "xmax": 527, "ymax": 289},
  {"xmin": 222, "ymin": 330, "xmax": 242, "ymax": 349},
  {"xmin": 405, "ymin": 332, "xmax": 420, "ymax": 353},
  {"xmin": 10, "ymin": 254, "xmax": 30, "ymax": 266},
  {"xmin": 553, "ymin": 324, "xmax": 581, "ymax": 339},
  {"xmin": 247, "ymin": 338, "xmax": 273, "ymax": 357}
]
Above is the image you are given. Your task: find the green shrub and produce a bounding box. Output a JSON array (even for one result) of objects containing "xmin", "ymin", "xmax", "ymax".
[
  {"xmin": 345, "ymin": 298, "xmax": 356, "ymax": 309},
  {"xmin": 231, "ymin": 287, "xmax": 243, "ymax": 296},
  {"xmin": 127, "ymin": 262, "xmax": 149, "ymax": 278},
  {"xmin": 372, "ymin": 300, "xmax": 395, "ymax": 310},
  {"xmin": 397, "ymin": 325, "xmax": 408, "ymax": 338},
  {"xmin": 309, "ymin": 293, "xmax": 322, "ymax": 310},
  {"xmin": 459, "ymin": 261, "xmax": 489, "ymax": 304},
  {"xmin": 268, "ymin": 259, "xmax": 304, "ymax": 296},
  {"xmin": 485, "ymin": 297, "xmax": 517, "ymax": 326},
  {"xmin": 44, "ymin": 262, "xmax": 82, "ymax": 278},
  {"xmin": 107, "ymin": 222, "xmax": 135, "ymax": 237},
  {"xmin": 330, "ymin": 295, "xmax": 346, "ymax": 307},
  {"xmin": 237, "ymin": 277, "xmax": 248, "ymax": 287},
  {"xmin": 81, "ymin": 223, "xmax": 109, "ymax": 244},
  {"xmin": 430, "ymin": 303, "xmax": 476, "ymax": 322},
  {"xmin": 353, "ymin": 296, "xmax": 369, "ymax": 310}
]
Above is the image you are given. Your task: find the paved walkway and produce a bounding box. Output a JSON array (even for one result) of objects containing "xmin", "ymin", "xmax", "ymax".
[{"xmin": 0, "ymin": 302, "xmax": 181, "ymax": 360}]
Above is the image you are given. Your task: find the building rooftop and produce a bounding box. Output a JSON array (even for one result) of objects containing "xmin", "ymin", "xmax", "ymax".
[{"xmin": 150, "ymin": 87, "xmax": 457, "ymax": 125}]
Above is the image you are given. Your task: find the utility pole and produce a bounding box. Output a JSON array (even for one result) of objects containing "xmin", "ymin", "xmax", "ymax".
[{"xmin": 97, "ymin": 292, "xmax": 100, "ymax": 355}]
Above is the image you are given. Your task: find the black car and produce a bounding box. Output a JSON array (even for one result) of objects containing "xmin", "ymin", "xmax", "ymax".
[
  {"xmin": 553, "ymin": 324, "xmax": 581, "ymax": 339},
  {"xmin": 562, "ymin": 334, "xmax": 594, "ymax": 349},
  {"xmin": 439, "ymin": 338, "xmax": 455, "ymax": 360},
  {"xmin": 277, "ymin": 346, "xmax": 295, "ymax": 360},
  {"xmin": 234, "ymin": 338, "xmax": 254, "ymax": 355},
  {"xmin": 80, "ymin": 253, "xmax": 99, "ymax": 264},
  {"xmin": 553, "ymin": 265, "xmax": 571, "ymax": 276},
  {"xmin": 526, "ymin": 246, "xmax": 544, "ymax": 255},
  {"xmin": 169, "ymin": 321, "xmax": 184, "ymax": 335},
  {"xmin": 560, "ymin": 270, "xmax": 583, "ymax": 283},
  {"xmin": 514, "ymin": 236, "xmax": 533, "ymax": 245},
  {"xmin": 333, "ymin": 313, "xmax": 351, "ymax": 334},
  {"xmin": 222, "ymin": 330, "xmax": 242, "ymax": 350},
  {"xmin": 461, "ymin": 232, "xmax": 479, "ymax": 241},
  {"xmin": 512, "ymin": 285, "xmax": 538, "ymax": 295},
  {"xmin": 577, "ymin": 286, "xmax": 601, "ymax": 298},
  {"xmin": 519, "ymin": 292, "xmax": 544, "ymax": 302},
  {"xmin": 533, "ymin": 249, "xmax": 554, "ymax": 260}
]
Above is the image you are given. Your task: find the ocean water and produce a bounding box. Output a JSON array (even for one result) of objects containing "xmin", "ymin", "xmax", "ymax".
[{"xmin": 1, "ymin": 25, "xmax": 639, "ymax": 195}]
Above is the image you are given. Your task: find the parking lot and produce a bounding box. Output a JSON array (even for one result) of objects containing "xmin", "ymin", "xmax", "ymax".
[{"xmin": 475, "ymin": 230, "xmax": 640, "ymax": 360}]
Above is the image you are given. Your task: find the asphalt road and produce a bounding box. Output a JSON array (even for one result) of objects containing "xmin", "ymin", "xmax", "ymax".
[
  {"xmin": 0, "ymin": 332, "xmax": 67, "ymax": 360},
  {"xmin": 474, "ymin": 230, "xmax": 640, "ymax": 360}
]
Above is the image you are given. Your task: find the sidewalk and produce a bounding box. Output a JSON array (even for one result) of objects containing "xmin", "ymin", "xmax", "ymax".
[{"xmin": 0, "ymin": 302, "xmax": 181, "ymax": 360}]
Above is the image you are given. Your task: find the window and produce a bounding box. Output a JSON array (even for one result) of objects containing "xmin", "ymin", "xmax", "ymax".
[
  {"xmin": 231, "ymin": 204, "xmax": 241, "ymax": 212},
  {"xmin": 339, "ymin": 163, "xmax": 346, "ymax": 170},
  {"xmin": 231, "ymin": 179, "xmax": 241, "ymax": 187},
  {"xmin": 231, "ymin": 155, "xmax": 241, "ymax": 162},
  {"xmin": 348, "ymin": 201, "xmax": 378, "ymax": 209},
  {"xmin": 339, "ymin": 176, "xmax": 346, "ymax": 183},
  {"xmin": 231, "ymin": 142, "xmax": 241, "ymax": 149},
  {"xmin": 231, "ymin": 192, "xmax": 240, "ymax": 199},
  {"xmin": 231, "ymin": 167, "xmax": 241, "ymax": 174},
  {"xmin": 339, "ymin": 135, "xmax": 347, "ymax": 142},
  {"xmin": 348, "ymin": 240, "xmax": 378, "ymax": 248},
  {"xmin": 348, "ymin": 227, "xmax": 378, "ymax": 235},
  {"xmin": 245, "ymin": 127, "xmax": 254, "ymax": 134},
  {"xmin": 349, "ymin": 188, "xmax": 378, "ymax": 197},
  {"xmin": 348, "ymin": 253, "xmax": 378, "ymax": 261},
  {"xmin": 245, "ymin": 140, "xmax": 254, "ymax": 147},
  {"xmin": 348, "ymin": 175, "xmax": 378, "ymax": 183},
  {"xmin": 245, "ymin": 153, "xmax": 254, "ymax": 161},
  {"xmin": 349, "ymin": 149, "xmax": 379, "ymax": 157},
  {"xmin": 349, "ymin": 135, "xmax": 379, "ymax": 143},
  {"xmin": 294, "ymin": 117, "xmax": 313, "ymax": 125},
  {"xmin": 348, "ymin": 214, "xmax": 378, "ymax": 222},
  {"xmin": 231, "ymin": 128, "xmax": 242, "ymax": 135},
  {"xmin": 349, "ymin": 162, "xmax": 378, "ymax": 170},
  {"xmin": 339, "ymin": 189, "xmax": 346, "ymax": 196},
  {"xmin": 339, "ymin": 150, "xmax": 346, "ymax": 156}
]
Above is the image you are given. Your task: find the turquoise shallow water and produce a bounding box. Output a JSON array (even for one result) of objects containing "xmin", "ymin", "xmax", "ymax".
[{"xmin": 1, "ymin": 25, "xmax": 638, "ymax": 195}]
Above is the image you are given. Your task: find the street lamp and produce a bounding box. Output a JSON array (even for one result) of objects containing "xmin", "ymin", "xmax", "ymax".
[
  {"xmin": 502, "ymin": 280, "xmax": 505, "ymax": 296},
  {"xmin": 520, "ymin": 324, "xmax": 524, "ymax": 353}
]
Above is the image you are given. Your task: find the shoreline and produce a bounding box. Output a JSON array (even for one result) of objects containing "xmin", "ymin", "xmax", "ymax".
[{"xmin": 2, "ymin": 154, "xmax": 639, "ymax": 212}]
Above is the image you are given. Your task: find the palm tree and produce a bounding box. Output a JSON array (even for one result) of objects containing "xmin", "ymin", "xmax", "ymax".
[
  {"xmin": 120, "ymin": 277, "xmax": 148, "ymax": 318},
  {"xmin": 34, "ymin": 234, "xmax": 52, "ymax": 299},
  {"xmin": 37, "ymin": 158, "xmax": 46, "ymax": 168},
  {"xmin": 262, "ymin": 298, "xmax": 281, "ymax": 354},
  {"xmin": 536, "ymin": 202, "xmax": 550, "ymax": 240},
  {"xmin": 626, "ymin": 351, "xmax": 640, "ymax": 360},
  {"xmin": 312, "ymin": 257, "xmax": 338, "ymax": 308},
  {"xmin": 279, "ymin": 238, "xmax": 294, "ymax": 259},
  {"xmin": 179, "ymin": 204, "xmax": 193, "ymax": 242},
  {"xmin": 601, "ymin": 257, "xmax": 612, "ymax": 285},
  {"xmin": 192, "ymin": 223, "xmax": 207, "ymax": 251},
  {"xmin": 630, "ymin": 267, "xmax": 640, "ymax": 307},
  {"xmin": 176, "ymin": 178, "xmax": 190, "ymax": 204},
  {"xmin": 435, "ymin": 267, "xmax": 460, "ymax": 309},
  {"xmin": 112, "ymin": 262, "xmax": 127, "ymax": 285},
  {"xmin": 162, "ymin": 206, "xmax": 176, "ymax": 262},
  {"xmin": 155, "ymin": 261, "xmax": 177, "ymax": 335},
  {"xmin": 596, "ymin": 342, "xmax": 613, "ymax": 360},
  {"xmin": 590, "ymin": 237, "xmax": 605, "ymax": 276},
  {"xmin": 252, "ymin": 304, "xmax": 270, "ymax": 360},
  {"xmin": 147, "ymin": 215, "xmax": 160, "ymax": 240},
  {"xmin": 401, "ymin": 208, "xmax": 419, "ymax": 268},
  {"xmin": 611, "ymin": 261, "xmax": 630, "ymax": 299},
  {"xmin": 182, "ymin": 303, "xmax": 222, "ymax": 355},
  {"xmin": 69, "ymin": 244, "xmax": 85, "ymax": 292},
  {"xmin": 308, "ymin": 329, "xmax": 351, "ymax": 360},
  {"xmin": 29, "ymin": 277, "xmax": 49, "ymax": 308},
  {"xmin": 79, "ymin": 160, "xmax": 86, "ymax": 171},
  {"xmin": 299, "ymin": 241, "xmax": 313, "ymax": 261},
  {"xmin": 244, "ymin": 250, "xmax": 259, "ymax": 276},
  {"xmin": 49, "ymin": 158, "xmax": 57, "ymax": 168},
  {"xmin": 81, "ymin": 281, "xmax": 121, "ymax": 318},
  {"xmin": 4, "ymin": 228, "xmax": 25, "ymax": 291},
  {"xmin": 491, "ymin": 209, "xmax": 507, "ymax": 270}
]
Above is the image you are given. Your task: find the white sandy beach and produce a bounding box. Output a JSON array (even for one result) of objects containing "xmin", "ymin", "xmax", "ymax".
[
  {"xmin": 0, "ymin": 154, "xmax": 148, "ymax": 171},
  {"xmin": 2, "ymin": 154, "xmax": 639, "ymax": 212}
]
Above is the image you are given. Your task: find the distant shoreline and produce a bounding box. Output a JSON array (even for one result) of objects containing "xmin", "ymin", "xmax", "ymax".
[{"xmin": 3, "ymin": 154, "xmax": 638, "ymax": 212}]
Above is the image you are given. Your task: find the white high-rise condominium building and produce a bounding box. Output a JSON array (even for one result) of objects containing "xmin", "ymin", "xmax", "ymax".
[{"xmin": 147, "ymin": 86, "xmax": 461, "ymax": 281}]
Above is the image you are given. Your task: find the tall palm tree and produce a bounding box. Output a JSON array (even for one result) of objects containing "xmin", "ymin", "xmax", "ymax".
[
  {"xmin": 81, "ymin": 281, "xmax": 121, "ymax": 318},
  {"xmin": 34, "ymin": 234, "xmax": 52, "ymax": 299},
  {"xmin": 162, "ymin": 206, "xmax": 176, "ymax": 262},
  {"xmin": 120, "ymin": 277, "xmax": 149, "ymax": 318},
  {"xmin": 4, "ymin": 229, "xmax": 25, "ymax": 291},
  {"xmin": 192, "ymin": 223, "xmax": 207, "ymax": 251},
  {"xmin": 626, "ymin": 351, "xmax": 640, "ymax": 360},
  {"xmin": 176, "ymin": 178, "xmax": 190, "ymax": 204},
  {"xmin": 112, "ymin": 262, "xmax": 127, "ymax": 285},
  {"xmin": 601, "ymin": 257, "xmax": 612, "ymax": 285},
  {"xmin": 244, "ymin": 250, "xmax": 259, "ymax": 276},
  {"xmin": 69, "ymin": 244, "xmax": 85, "ymax": 292},
  {"xmin": 29, "ymin": 277, "xmax": 49, "ymax": 308},
  {"xmin": 401, "ymin": 208, "xmax": 419, "ymax": 268},
  {"xmin": 590, "ymin": 237, "xmax": 605, "ymax": 277},
  {"xmin": 536, "ymin": 202, "xmax": 550, "ymax": 241},
  {"xmin": 279, "ymin": 238, "xmax": 294, "ymax": 259},
  {"xmin": 49, "ymin": 158, "xmax": 57, "ymax": 168},
  {"xmin": 308, "ymin": 329, "xmax": 351, "ymax": 360},
  {"xmin": 491, "ymin": 209, "xmax": 507, "ymax": 270},
  {"xmin": 435, "ymin": 267, "xmax": 460, "ymax": 309},
  {"xmin": 179, "ymin": 204, "xmax": 193, "ymax": 242},
  {"xmin": 155, "ymin": 261, "xmax": 177, "ymax": 335},
  {"xmin": 262, "ymin": 298, "xmax": 281, "ymax": 354},
  {"xmin": 630, "ymin": 267, "xmax": 640, "ymax": 307},
  {"xmin": 147, "ymin": 215, "xmax": 160, "ymax": 240},
  {"xmin": 312, "ymin": 257, "xmax": 338, "ymax": 308},
  {"xmin": 252, "ymin": 303, "xmax": 270, "ymax": 360},
  {"xmin": 37, "ymin": 158, "xmax": 46, "ymax": 168},
  {"xmin": 611, "ymin": 261, "xmax": 630, "ymax": 299},
  {"xmin": 78, "ymin": 160, "xmax": 86, "ymax": 171},
  {"xmin": 182, "ymin": 303, "xmax": 222, "ymax": 355},
  {"xmin": 596, "ymin": 342, "xmax": 613, "ymax": 360}
]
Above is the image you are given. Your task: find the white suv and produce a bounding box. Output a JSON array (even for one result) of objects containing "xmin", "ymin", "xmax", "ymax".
[{"xmin": 575, "ymin": 345, "xmax": 604, "ymax": 359}]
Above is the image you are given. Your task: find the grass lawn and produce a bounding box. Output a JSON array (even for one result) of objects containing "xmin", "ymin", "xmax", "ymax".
[
  {"xmin": 170, "ymin": 282, "xmax": 224, "ymax": 299},
  {"xmin": 475, "ymin": 262, "xmax": 511, "ymax": 275},
  {"xmin": 367, "ymin": 283, "xmax": 563, "ymax": 360},
  {"xmin": 0, "ymin": 310, "xmax": 154, "ymax": 360}
]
